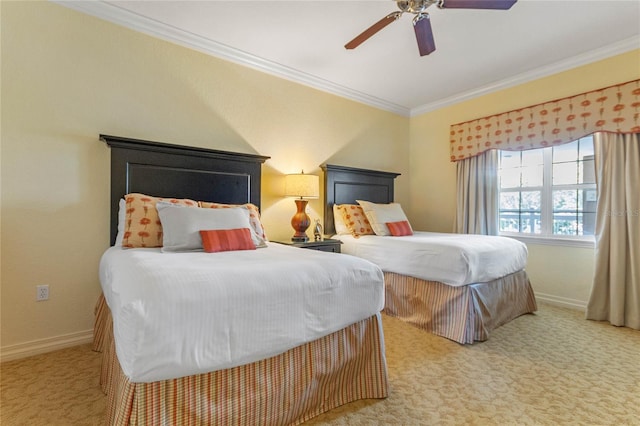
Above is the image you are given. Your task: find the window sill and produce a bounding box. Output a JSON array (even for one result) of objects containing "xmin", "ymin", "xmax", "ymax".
[{"xmin": 500, "ymin": 234, "xmax": 595, "ymax": 249}]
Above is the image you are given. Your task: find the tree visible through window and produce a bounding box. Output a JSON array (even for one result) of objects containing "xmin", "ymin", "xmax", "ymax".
[{"xmin": 498, "ymin": 135, "xmax": 596, "ymax": 238}]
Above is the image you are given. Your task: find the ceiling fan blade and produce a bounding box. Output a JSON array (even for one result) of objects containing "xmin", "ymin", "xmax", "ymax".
[
  {"xmin": 413, "ymin": 14, "xmax": 436, "ymax": 56},
  {"xmin": 345, "ymin": 11, "xmax": 402, "ymax": 50},
  {"xmin": 440, "ymin": 0, "xmax": 517, "ymax": 10}
]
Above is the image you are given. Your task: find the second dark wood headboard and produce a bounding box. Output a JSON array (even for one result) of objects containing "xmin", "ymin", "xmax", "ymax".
[
  {"xmin": 102, "ymin": 134, "xmax": 270, "ymax": 245},
  {"xmin": 321, "ymin": 164, "xmax": 400, "ymax": 235}
]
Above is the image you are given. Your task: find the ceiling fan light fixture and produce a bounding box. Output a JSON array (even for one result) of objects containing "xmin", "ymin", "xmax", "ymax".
[
  {"xmin": 397, "ymin": 0, "xmax": 437, "ymax": 14},
  {"xmin": 345, "ymin": 0, "xmax": 517, "ymax": 56}
]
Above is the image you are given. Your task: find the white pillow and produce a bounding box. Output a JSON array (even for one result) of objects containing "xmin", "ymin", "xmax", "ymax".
[
  {"xmin": 114, "ymin": 198, "xmax": 126, "ymax": 247},
  {"xmin": 156, "ymin": 202, "xmax": 259, "ymax": 252},
  {"xmin": 356, "ymin": 200, "xmax": 412, "ymax": 236},
  {"xmin": 333, "ymin": 204, "xmax": 351, "ymax": 235}
]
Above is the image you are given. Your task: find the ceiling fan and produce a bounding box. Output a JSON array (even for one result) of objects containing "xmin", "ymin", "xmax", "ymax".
[{"xmin": 344, "ymin": 0, "xmax": 517, "ymax": 56}]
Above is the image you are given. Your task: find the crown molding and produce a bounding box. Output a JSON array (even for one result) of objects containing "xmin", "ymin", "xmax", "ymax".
[
  {"xmin": 410, "ymin": 37, "xmax": 640, "ymax": 117},
  {"xmin": 53, "ymin": 1, "xmax": 637, "ymax": 119},
  {"xmin": 52, "ymin": 0, "xmax": 411, "ymax": 117}
]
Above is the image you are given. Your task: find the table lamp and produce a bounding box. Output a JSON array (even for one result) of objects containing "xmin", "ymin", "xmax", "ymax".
[{"xmin": 284, "ymin": 171, "xmax": 319, "ymax": 242}]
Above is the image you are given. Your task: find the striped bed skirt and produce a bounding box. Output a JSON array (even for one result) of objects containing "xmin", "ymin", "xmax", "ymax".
[
  {"xmin": 93, "ymin": 294, "xmax": 389, "ymax": 425},
  {"xmin": 383, "ymin": 270, "xmax": 538, "ymax": 344}
]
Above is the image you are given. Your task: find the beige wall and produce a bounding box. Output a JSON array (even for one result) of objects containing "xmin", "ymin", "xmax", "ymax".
[
  {"xmin": 409, "ymin": 49, "xmax": 640, "ymax": 307},
  {"xmin": 0, "ymin": 2, "xmax": 409, "ymax": 355}
]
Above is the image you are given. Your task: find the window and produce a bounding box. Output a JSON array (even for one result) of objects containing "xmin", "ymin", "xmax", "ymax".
[{"xmin": 498, "ymin": 135, "xmax": 596, "ymax": 240}]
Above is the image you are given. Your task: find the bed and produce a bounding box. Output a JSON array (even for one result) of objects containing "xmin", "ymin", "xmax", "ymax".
[
  {"xmin": 322, "ymin": 164, "xmax": 537, "ymax": 344},
  {"xmin": 93, "ymin": 136, "xmax": 389, "ymax": 425}
]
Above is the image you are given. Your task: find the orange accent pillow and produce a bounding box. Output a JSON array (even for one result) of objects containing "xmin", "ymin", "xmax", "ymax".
[
  {"xmin": 198, "ymin": 202, "xmax": 267, "ymax": 246},
  {"xmin": 199, "ymin": 228, "xmax": 256, "ymax": 253},
  {"xmin": 386, "ymin": 221, "xmax": 413, "ymax": 236},
  {"xmin": 123, "ymin": 193, "xmax": 197, "ymax": 248},
  {"xmin": 338, "ymin": 204, "xmax": 374, "ymax": 238}
]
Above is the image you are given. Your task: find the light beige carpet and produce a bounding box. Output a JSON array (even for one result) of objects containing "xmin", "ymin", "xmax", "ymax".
[{"xmin": 1, "ymin": 303, "xmax": 639, "ymax": 425}]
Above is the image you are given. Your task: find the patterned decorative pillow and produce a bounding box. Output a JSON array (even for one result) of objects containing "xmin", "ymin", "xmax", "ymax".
[
  {"xmin": 199, "ymin": 202, "xmax": 267, "ymax": 246},
  {"xmin": 357, "ymin": 200, "xmax": 412, "ymax": 236},
  {"xmin": 333, "ymin": 204, "xmax": 351, "ymax": 235},
  {"xmin": 123, "ymin": 193, "xmax": 197, "ymax": 248},
  {"xmin": 337, "ymin": 204, "xmax": 374, "ymax": 237},
  {"xmin": 386, "ymin": 221, "xmax": 413, "ymax": 236},
  {"xmin": 200, "ymin": 228, "xmax": 256, "ymax": 253}
]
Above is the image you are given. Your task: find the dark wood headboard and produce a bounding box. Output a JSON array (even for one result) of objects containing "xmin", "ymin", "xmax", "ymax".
[
  {"xmin": 102, "ymin": 134, "xmax": 270, "ymax": 245},
  {"xmin": 321, "ymin": 164, "xmax": 400, "ymax": 235}
]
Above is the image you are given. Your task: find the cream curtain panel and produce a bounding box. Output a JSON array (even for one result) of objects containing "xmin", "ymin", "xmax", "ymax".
[
  {"xmin": 586, "ymin": 133, "xmax": 640, "ymax": 330},
  {"xmin": 449, "ymin": 79, "xmax": 640, "ymax": 162},
  {"xmin": 454, "ymin": 149, "xmax": 498, "ymax": 235}
]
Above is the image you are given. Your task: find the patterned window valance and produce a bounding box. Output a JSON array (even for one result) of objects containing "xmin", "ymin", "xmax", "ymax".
[{"xmin": 449, "ymin": 79, "xmax": 640, "ymax": 162}]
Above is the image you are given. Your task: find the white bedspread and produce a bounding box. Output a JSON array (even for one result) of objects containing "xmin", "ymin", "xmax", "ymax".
[
  {"xmin": 334, "ymin": 232, "xmax": 527, "ymax": 286},
  {"xmin": 99, "ymin": 243, "xmax": 384, "ymax": 383}
]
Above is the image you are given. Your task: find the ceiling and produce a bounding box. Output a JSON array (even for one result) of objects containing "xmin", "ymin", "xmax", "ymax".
[{"xmin": 57, "ymin": 0, "xmax": 640, "ymax": 117}]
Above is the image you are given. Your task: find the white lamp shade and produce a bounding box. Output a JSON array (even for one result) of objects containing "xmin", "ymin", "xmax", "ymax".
[{"xmin": 284, "ymin": 173, "xmax": 319, "ymax": 199}]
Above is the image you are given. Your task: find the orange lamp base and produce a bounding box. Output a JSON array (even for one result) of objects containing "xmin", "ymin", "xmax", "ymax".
[{"xmin": 291, "ymin": 199, "xmax": 311, "ymax": 242}]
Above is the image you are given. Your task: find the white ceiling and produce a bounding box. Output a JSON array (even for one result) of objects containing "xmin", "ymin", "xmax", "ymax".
[{"xmin": 57, "ymin": 0, "xmax": 640, "ymax": 117}]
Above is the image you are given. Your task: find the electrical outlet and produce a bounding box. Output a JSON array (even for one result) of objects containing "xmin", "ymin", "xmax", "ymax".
[{"xmin": 36, "ymin": 285, "xmax": 49, "ymax": 301}]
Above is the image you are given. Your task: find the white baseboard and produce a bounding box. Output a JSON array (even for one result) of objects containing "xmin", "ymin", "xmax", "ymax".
[
  {"xmin": 0, "ymin": 330, "xmax": 94, "ymax": 363},
  {"xmin": 536, "ymin": 293, "xmax": 587, "ymax": 311}
]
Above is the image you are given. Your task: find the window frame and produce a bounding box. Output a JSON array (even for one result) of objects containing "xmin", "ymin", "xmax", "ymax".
[{"xmin": 498, "ymin": 138, "xmax": 596, "ymax": 248}]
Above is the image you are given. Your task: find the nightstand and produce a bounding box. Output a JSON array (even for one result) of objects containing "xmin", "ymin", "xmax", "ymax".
[{"xmin": 273, "ymin": 239, "xmax": 342, "ymax": 253}]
